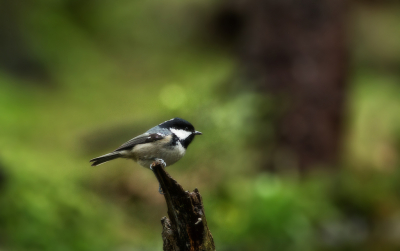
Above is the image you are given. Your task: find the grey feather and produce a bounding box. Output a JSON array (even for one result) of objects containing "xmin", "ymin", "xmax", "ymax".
[
  {"xmin": 146, "ymin": 126, "xmax": 172, "ymax": 135},
  {"xmin": 90, "ymin": 152, "xmax": 120, "ymax": 166},
  {"xmin": 114, "ymin": 132, "xmax": 166, "ymax": 151}
]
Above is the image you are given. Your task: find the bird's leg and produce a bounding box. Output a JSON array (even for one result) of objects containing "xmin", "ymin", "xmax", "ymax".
[
  {"xmin": 157, "ymin": 158, "xmax": 166, "ymax": 194},
  {"xmin": 158, "ymin": 184, "xmax": 164, "ymax": 195},
  {"xmin": 150, "ymin": 158, "xmax": 166, "ymax": 195}
]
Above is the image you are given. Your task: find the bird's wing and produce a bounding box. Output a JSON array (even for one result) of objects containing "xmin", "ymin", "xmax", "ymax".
[{"xmin": 114, "ymin": 133, "xmax": 165, "ymax": 151}]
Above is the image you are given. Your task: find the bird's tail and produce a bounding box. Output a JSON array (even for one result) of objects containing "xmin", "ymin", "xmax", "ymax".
[{"xmin": 90, "ymin": 152, "xmax": 120, "ymax": 166}]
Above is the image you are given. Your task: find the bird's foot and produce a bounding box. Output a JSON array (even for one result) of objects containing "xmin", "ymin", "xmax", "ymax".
[
  {"xmin": 155, "ymin": 158, "xmax": 167, "ymax": 168},
  {"xmin": 150, "ymin": 159, "xmax": 166, "ymax": 170},
  {"xmin": 158, "ymin": 183, "xmax": 164, "ymax": 195},
  {"xmin": 149, "ymin": 159, "xmax": 166, "ymax": 194}
]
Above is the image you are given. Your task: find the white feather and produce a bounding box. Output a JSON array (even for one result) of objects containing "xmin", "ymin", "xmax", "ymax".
[{"xmin": 170, "ymin": 128, "xmax": 192, "ymax": 140}]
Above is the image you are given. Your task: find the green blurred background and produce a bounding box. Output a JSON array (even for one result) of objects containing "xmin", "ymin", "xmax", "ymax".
[{"xmin": 1, "ymin": 0, "xmax": 400, "ymax": 250}]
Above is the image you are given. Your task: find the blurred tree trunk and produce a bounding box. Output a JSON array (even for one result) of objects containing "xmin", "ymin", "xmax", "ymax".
[
  {"xmin": 215, "ymin": 0, "xmax": 348, "ymax": 171},
  {"xmin": 246, "ymin": 0, "xmax": 348, "ymax": 171},
  {"xmin": 0, "ymin": 0, "xmax": 49, "ymax": 82}
]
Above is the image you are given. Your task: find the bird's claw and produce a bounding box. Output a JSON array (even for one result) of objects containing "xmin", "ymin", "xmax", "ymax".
[
  {"xmin": 155, "ymin": 159, "xmax": 167, "ymax": 168},
  {"xmin": 150, "ymin": 159, "xmax": 166, "ymax": 170},
  {"xmin": 149, "ymin": 159, "xmax": 166, "ymax": 194},
  {"xmin": 158, "ymin": 184, "xmax": 164, "ymax": 195}
]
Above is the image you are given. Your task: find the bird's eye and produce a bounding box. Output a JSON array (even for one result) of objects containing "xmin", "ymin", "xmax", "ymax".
[{"xmin": 185, "ymin": 127, "xmax": 188, "ymax": 130}]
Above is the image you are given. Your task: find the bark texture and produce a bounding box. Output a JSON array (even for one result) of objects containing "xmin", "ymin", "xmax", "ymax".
[{"xmin": 151, "ymin": 160, "xmax": 215, "ymax": 251}]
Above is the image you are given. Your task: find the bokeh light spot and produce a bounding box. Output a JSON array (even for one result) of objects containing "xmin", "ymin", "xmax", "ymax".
[{"xmin": 160, "ymin": 84, "xmax": 187, "ymax": 110}]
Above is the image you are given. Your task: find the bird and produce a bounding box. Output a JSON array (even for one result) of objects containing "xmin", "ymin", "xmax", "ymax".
[{"xmin": 90, "ymin": 118, "xmax": 202, "ymax": 169}]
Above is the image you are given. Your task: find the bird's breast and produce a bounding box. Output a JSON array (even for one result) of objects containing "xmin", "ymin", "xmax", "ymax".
[{"xmin": 130, "ymin": 135, "xmax": 186, "ymax": 168}]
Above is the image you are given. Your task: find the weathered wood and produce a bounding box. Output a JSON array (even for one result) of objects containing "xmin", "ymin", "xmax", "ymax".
[{"xmin": 151, "ymin": 160, "xmax": 215, "ymax": 251}]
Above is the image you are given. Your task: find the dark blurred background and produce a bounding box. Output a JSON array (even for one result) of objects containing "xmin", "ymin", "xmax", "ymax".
[{"xmin": 1, "ymin": 0, "xmax": 400, "ymax": 250}]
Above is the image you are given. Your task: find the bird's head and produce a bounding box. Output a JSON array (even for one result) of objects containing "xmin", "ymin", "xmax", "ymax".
[{"xmin": 159, "ymin": 118, "xmax": 202, "ymax": 148}]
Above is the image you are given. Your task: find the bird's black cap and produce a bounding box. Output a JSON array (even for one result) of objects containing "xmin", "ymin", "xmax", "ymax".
[{"xmin": 159, "ymin": 118, "xmax": 195, "ymax": 132}]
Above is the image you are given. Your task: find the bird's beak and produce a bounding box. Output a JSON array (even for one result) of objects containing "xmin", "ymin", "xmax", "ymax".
[{"xmin": 194, "ymin": 131, "xmax": 202, "ymax": 135}]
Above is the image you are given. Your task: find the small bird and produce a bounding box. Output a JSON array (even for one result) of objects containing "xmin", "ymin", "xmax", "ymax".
[{"xmin": 90, "ymin": 118, "xmax": 202, "ymax": 169}]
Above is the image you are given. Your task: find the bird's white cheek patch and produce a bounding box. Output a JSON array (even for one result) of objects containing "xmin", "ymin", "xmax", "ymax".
[{"xmin": 170, "ymin": 128, "xmax": 192, "ymax": 140}]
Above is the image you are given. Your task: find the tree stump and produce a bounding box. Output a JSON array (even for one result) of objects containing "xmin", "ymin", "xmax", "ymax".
[{"xmin": 151, "ymin": 160, "xmax": 215, "ymax": 251}]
